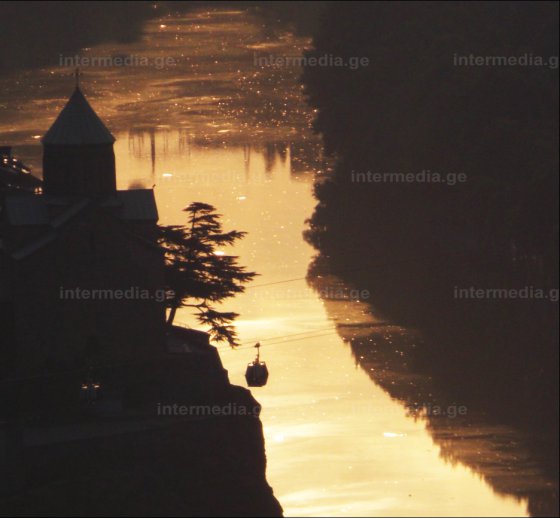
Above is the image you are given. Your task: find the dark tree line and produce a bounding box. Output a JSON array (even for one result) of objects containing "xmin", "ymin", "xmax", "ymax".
[{"xmin": 303, "ymin": 1, "xmax": 558, "ymax": 439}]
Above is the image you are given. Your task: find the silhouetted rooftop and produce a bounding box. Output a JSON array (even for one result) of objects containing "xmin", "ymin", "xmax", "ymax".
[
  {"xmin": 42, "ymin": 87, "xmax": 115, "ymax": 146},
  {"xmin": 4, "ymin": 189, "xmax": 158, "ymax": 226}
]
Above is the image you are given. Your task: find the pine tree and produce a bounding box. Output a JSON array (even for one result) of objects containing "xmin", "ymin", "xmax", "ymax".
[{"xmin": 158, "ymin": 202, "xmax": 256, "ymax": 346}]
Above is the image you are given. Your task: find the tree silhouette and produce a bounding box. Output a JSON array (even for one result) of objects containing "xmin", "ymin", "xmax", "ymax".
[{"xmin": 158, "ymin": 202, "xmax": 256, "ymax": 346}]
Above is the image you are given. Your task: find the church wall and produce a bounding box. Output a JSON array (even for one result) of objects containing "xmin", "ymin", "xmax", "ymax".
[{"xmin": 11, "ymin": 208, "xmax": 165, "ymax": 377}]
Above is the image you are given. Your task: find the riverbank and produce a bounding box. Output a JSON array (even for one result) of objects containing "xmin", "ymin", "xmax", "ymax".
[
  {"xmin": 307, "ymin": 253, "xmax": 559, "ymax": 435},
  {"xmin": 302, "ymin": 0, "xmax": 558, "ymax": 452},
  {"xmin": 309, "ymin": 272, "xmax": 559, "ymax": 516},
  {"xmin": 301, "ymin": 3, "xmax": 558, "ymax": 513},
  {"xmin": 0, "ymin": 346, "xmax": 283, "ymax": 517}
]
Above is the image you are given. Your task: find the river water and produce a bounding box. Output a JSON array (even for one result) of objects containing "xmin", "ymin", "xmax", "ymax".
[{"xmin": 0, "ymin": 7, "xmax": 555, "ymax": 517}]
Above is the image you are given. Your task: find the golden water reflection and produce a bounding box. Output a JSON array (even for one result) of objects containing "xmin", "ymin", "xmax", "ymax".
[{"xmin": 115, "ymin": 131, "xmax": 528, "ymax": 517}]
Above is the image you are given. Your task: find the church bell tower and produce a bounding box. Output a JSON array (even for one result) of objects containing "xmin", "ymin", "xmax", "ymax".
[{"xmin": 41, "ymin": 82, "xmax": 116, "ymax": 196}]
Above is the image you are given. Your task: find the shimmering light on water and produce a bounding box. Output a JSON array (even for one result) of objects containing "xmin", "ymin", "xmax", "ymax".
[{"xmin": 116, "ymin": 132, "xmax": 528, "ymax": 517}]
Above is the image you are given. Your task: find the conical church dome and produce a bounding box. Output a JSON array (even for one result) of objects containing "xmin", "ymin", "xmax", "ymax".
[
  {"xmin": 42, "ymin": 87, "xmax": 115, "ymax": 146},
  {"xmin": 41, "ymin": 86, "xmax": 116, "ymax": 195}
]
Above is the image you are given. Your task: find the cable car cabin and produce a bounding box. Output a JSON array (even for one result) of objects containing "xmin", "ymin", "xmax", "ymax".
[
  {"xmin": 245, "ymin": 342, "xmax": 269, "ymax": 387},
  {"xmin": 245, "ymin": 361, "xmax": 269, "ymax": 387}
]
